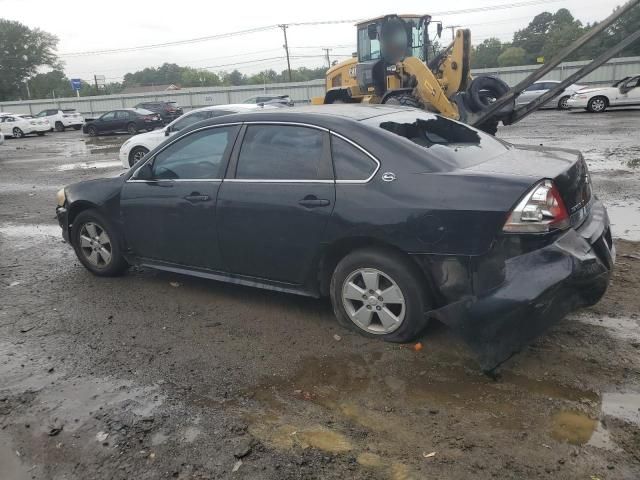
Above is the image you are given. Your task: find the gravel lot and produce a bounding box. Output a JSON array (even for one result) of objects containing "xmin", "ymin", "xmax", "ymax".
[{"xmin": 1, "ymin": 109, "xmax": 639, "ymax": 480}]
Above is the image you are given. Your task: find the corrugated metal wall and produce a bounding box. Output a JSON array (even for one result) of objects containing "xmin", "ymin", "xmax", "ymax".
[{"xmin": 2, "ymin": 56, "xmax": 638, "ymax": 116}]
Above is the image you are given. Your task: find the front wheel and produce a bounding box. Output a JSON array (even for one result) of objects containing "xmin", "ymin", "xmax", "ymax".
[
  {"xmin": 129, "ymin": 146, "xmax": 149, "ymax": 167},
  {"xmin": 330, "ymin": 248, "xmax": 429, "ymax": 342},
  {"xmin": 71, "ymin": 209, "xmax": 128, "ymax": 277},
  {"xmin": 87, "ymin": 126, "xmax": 97, "ymax": 137},
  {"xmin": 127, "ymin": 123, "xmax": 138, "ymax": 135},
  {"xmin": 587, "ymin": 96, "xmax": 608, "ymax": 113},
  {"xmin": 12, "ymin": 127, "xmax": 24, "ymax": 138}
]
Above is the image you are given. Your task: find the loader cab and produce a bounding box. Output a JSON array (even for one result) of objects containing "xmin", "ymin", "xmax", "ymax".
[{"xmin": 355, "ymin": 15, "xmax": 435, "ymax": 96}]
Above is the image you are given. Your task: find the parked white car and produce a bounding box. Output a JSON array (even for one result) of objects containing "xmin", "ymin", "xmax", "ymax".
[
  {"xmin": 567, "ymin": 75, "xmax": 640, "ymax": 112},
  {"xmin": 0, "ymin": 114, "xmax": 50, "ymax": 138},
  {"xmin": 119, "ymin": 104, "xmax": 273, "ymax": 168},
  {"xmin": 35, "ymin": 108, "xmax": 84, "ymax": 131},
  {"xmin": 515, "ymin": 80, "xmax": 586, "ymax": 110}
]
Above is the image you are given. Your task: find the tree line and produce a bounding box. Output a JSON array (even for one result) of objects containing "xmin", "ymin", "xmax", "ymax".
[{"xmin": 1, "ymin": 5, "xmax": 638, "ymax": 101}]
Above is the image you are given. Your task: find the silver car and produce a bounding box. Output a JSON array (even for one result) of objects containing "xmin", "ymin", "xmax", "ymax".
[{"xmin": 516, "ymin": 80, "xmax": 585, "ymax": 110}]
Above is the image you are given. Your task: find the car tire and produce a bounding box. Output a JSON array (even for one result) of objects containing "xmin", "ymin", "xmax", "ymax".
[
  {"xmin": 127, "ymin": 123, "xmax": 138, "ymax": 135},
  {"xmin": 87, "ymin": 126, "xmax": 98, "ymax": 137},
  {"xmin": 129, "ymin": 146, "xmax": 149, "ymax": 167},
  {"xmin": 12, "ymin": 127, "xmax": 24, "ymax": 138},
  {"xmin": 587, "ymin": 96, "xmax": 608, "ymax": 113},
  {"xmin": 557, "ymin": 96, "xmax": 570, "ymax": 110},
  {"xmin": 73, "ymin": 125, "xmax": 82, "ymax": 130},
  {"xmin": 71, "ymin": 209, "xmax": 128, "ymax": 277},
  {"xmin": 383, "ymin": 93, "xmax": 422, "ymax": 108},
  {"xmin": 330, "ymin": 247, "xmax": 429, "ymax": 343},
  {"xmin": 37, "ymin": 132, "xmax": 46, "ymax": 136},
  {"xmin": 55, "ymin": 121, "xmax": 65, "ymax": 132}
]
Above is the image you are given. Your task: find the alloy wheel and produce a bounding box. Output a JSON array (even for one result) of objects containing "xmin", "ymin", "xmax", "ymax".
[
  {"xmin": 559, "ymin": 96, "xmax": 569, "ymax": 109},
  {"xmin": 591, "ymin": 98, "xmax": 606, "ymax": 112},
  {"xmin": 78, "ymin": 222, "xmax": 112, "ymax": 268},
  {"xmin": 341, "ymin": 268, "xmax": 406, "ymax": 334},
  {"xmin": 13, "ymin": 127, "xmax": 23, "ymax": 138},
  {"xmin": 132, "ymin": 148, "xmax": 147, "ymax": 163}
]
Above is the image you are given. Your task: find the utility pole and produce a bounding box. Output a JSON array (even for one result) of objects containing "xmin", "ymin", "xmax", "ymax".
[
  {"xmin": 25, "ymin": 81, "xmax": 31, "ymax": 100},
  {"xmin": 279, "ymin": 24, "xmax": 292, "ymax": 82},
  {"xmin": 322, "ymin": 48, "xmax": 332, "ymax": 68},
  {"xmin": 446, "ymin": 25, "xmax": 460, "ymax": 42},
  {"xmin": 94, "ymin": 75, "xmax": 99, "ymax": 95}
]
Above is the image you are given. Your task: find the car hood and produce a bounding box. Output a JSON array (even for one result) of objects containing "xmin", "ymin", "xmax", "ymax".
[
  {"xmin": 574, "ymin": 87, "xmax": 611, "ymax": 95},
  {"xmin": 128, "ymin": 129, "xmax": 167, "ymax": 144}
]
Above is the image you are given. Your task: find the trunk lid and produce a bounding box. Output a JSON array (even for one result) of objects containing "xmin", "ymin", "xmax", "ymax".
[{"xmin": 462, "ymin": 144, "xmax": 592, "ymax": 219}]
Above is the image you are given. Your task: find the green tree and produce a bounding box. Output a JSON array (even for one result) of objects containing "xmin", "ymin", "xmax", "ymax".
[
  {"xmin": 498, "ymin": 47, "xmax": 527, "ymax": 67},
  {"xmin": 471, "ymin": 38, "xmax": 505, "ymax": 68},
  {"xmin": 542, "ymin": 9, "xmax": 585, "ymax": 61},
  {"xmin": 28, "ymin": 70, "xmax": 74, "ymax": 99},
  {"xmin": 512, "ymin": 11, "xmax": 554, "ymax": 63},
  {"xmin": 0, "ymin": 19, "xmax": 59, "ymax": 101}
]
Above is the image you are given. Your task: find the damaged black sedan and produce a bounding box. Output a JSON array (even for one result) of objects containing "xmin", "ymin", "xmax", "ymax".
[{"xmin": 55, "ymin": 105, "xmax": 615, "ymax": 370}]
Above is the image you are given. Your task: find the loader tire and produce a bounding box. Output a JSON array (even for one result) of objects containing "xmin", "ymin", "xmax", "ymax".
[{"xmin": 382, "ymin": 93, "xmax": 422, "ymax": 108}]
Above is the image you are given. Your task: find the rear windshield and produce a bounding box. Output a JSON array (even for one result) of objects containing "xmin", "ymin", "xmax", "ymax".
[
  {"xmin": 133, "ymin": 108, "xmax": 154, "ymax": 115},
  {"xmin": 364, "ymin": 111, "xmax": 509, "ymax": 168}
]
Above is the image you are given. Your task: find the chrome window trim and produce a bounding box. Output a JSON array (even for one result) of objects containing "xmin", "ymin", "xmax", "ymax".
[
  {"xmin": 126, "ymin": 122, "xmax": 242, "ymax": 183},
  {"xmin": 242, "ymin": 121, "xmax": 329, "ymax": 132},
  {"xmin": 224, "ymin": 179, "xmax": 334, "ymax": 184},
  {"xmin": 330, "ymin": 131, "xmax": 381, "ymax": 184},
  {"xmin": 127, "ymin": 179, "xmax": 223, "ymax": 183}
]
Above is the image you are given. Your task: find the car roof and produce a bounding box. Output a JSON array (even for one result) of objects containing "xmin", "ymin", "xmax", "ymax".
[{"xmin": 205, "ymin": 104, "xmax": 410, "ymax": 124}]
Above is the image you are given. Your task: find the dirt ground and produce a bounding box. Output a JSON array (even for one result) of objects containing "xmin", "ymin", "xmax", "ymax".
[{"xmin": 1, "ymin": 109, "xmax": 639, "ymax": 480}]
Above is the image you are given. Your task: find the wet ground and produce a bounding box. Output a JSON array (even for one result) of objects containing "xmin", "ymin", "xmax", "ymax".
[{"xmin": 1, "ymin": 109, "xmax": 639, "ymax": 479}]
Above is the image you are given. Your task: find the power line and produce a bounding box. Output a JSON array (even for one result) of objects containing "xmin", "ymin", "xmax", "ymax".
[{"xmin": 58, "ymin": 0, "xmax": 563, "ymax": 58}]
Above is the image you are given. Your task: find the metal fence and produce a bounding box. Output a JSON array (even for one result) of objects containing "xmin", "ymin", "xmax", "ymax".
[{"xmin": 2, "ymin": 56, "xmax": 638, "ymax": 117}]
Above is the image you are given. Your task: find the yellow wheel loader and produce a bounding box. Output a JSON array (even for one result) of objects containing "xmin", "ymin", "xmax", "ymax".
[{"xmin": 312, "ymin": 3, "xmax": 640, "ymax": 134}]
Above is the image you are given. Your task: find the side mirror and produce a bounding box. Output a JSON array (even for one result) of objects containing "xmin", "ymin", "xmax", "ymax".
[
  {"xmin": 165, "ymin": 127, "xmax": 171, "ymax": 136},
  {"xmin": 134, "ymin": 162, "xmax": 153, "ymax": 179},
  {"xmin": 367, "ymin": 23, "xmax": 377, "ymax": 40},
  {"xmin": 437, "ymin": 23, "xmax": 443, "ymax": 38}
]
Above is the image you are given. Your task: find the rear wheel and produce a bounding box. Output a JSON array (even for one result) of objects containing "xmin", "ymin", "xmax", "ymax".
[
  {"xmin": 55, "ymin": 121, "xmax": 65, "ymax": 132},
  {"xmin": 587, "ymin": 96, "xmax": 607, "ymax": 113},
  {"xmin": 330, "ymin": 248, "xmax": 429, "ymax": 343},
  {"xmin": 71, "ymin": 209, "xmax": 128, "ymax": 277},
  {"xmin": 557, "ymin": 95, "xmax": 570, "ymax": 110},
  {"xmin": 12, "ymin": 127, "xmax": 24, "ymax": 138},
  {"xmin": 129, "ymin": 146, "xmax": 149, "ymax": 167},
  {"xmin": 127, "ymin": 123, "xmax": 138, "ymax": 135}
]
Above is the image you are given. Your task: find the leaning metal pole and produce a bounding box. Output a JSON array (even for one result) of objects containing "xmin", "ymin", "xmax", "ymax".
[
  {"xmin": 469, "ymin": 0, "xmax": 640, "ymax": 127},
  {"xmin": 508, "ymin": 29, "xmax": 640, "ymax": 124}
]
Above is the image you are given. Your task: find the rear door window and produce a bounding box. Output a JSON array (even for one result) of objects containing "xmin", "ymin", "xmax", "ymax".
[
  {"xmin": 330, "ymin": 135, "xmax": 377, "ymax": 181},
  {"xmin": 235, "ymin": 125, "xmax": 328, "ymax": 180},
  {"xmin": 115, "ymin": 111, "xmax": 130, "ymax": 120}
]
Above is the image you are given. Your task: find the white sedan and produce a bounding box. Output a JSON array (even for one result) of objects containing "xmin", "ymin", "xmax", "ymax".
[
  {"xmin": 567, "ymin": 75, "xmax": 640, "ymax": 112},
  {"xmin": 0, "ymin": 114, "xmax": 50, "ymax": 138},
  {"xmin": 34, "ymin": 108, "xmax": 84, "ymax": 131},
  {"xmin": 119, "ymin": 103, "xmax": 274, "ymax": 168}
]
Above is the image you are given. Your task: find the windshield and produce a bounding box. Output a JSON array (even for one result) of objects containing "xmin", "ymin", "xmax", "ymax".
[{"xmin": 612, "ymin": 77, "xmax": 630, "ymax": 87}]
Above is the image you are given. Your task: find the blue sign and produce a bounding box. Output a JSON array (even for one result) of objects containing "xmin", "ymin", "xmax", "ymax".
[{"xmin": 70, "ymin": 79, "xmax": 82, "ymax": 91}]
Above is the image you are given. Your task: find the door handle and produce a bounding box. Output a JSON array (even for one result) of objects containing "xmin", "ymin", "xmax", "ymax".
[
  {"xmin": 298, "ymin": 196, "xmax": 330, "ymax": 208},
  {"xmin": 184, "ymin": 194, "xmax": 210, "ymax": 202}
]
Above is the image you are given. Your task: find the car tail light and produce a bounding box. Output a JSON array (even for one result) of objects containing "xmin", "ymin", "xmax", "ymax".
[{"xmin": 503, "ymin": 180, "xmax": 569, "ymax": 233}]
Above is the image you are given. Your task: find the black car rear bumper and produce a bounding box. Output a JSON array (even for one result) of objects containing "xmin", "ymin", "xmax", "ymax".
[{"xmin": 428, "ymin": 199, "xmax": 614, "ymax": 372}]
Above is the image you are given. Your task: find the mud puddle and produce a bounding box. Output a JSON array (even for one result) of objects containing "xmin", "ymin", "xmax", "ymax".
[
  {"xmin": 241, "ymin": 353, "xmax": 614, "ymax": 477},
  {"xmin": 0, "ymin": 339, "xmax": 165, "ymax": 434},
  {"xmin": 56, "ymin": 159, "xmax": 122, "ymax": 171}
]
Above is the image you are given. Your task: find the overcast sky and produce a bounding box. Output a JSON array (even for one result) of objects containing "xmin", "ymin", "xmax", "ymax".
[{"xmin": 0, "ymin": 0, "xmax": 616, "ymax": 82}]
